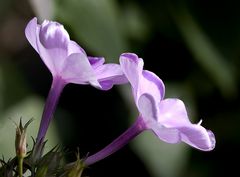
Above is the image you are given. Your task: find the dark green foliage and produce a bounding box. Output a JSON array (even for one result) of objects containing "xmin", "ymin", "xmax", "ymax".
[{"xmin": 0, "ymin": 140, "xmax": 84, "ymax": 177}]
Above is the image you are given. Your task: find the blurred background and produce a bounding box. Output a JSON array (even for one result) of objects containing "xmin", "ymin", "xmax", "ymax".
[{"xmin": 0, "ymin": 0, "xmax": 239, "ymax": 177}]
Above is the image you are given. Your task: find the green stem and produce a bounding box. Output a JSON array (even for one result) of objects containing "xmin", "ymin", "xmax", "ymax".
[{"xmin": 18, "ymin": 156, "xmax": 23, "ymax": 177}]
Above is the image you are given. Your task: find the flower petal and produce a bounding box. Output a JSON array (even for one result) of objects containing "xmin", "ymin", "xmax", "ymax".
[
  {"xmin": 25, "ymin": 18, "xmax": 55, "ymax": 74},
  {"xmin": 141, "ymin": 70, "xmax": 165, "ymax": 102},
  {"xmin": 151, "ymin": 124, "xmax": 181, "ymax": 144},
  {"xmin": 157, "ymin": 98, "xmax": 215, "ymax": 151},
  {"xmin": 35, "ymin": 20, "xmax": 70, "ymax": 75},
  {"xmin": 178, "ymin": 125, "xmax": 216, "ymax": 151},
  {"xmin": 138, "ymin": 93, "xmax": 158, "ymax": 121},
  {"xmin": 60, "ymin": 53, "xmax": 101, "ymax": 88},
  {"xmin": 88, "ymin": 56, "xmax": 128, "ymax": 90},
  {"xmin": 94, "ymin": 64, "xmax": 128, "ymax": 90},
  {"xmin": 120, "ymin": 53, "xmax": 165, "ymax": 103},
  {"xmin": 120, "ymin": 53, "xmax": 142, "ymax": 95},
  {"xmin": 158, "ymin": 99, "xmax": 190, "ymax": 126},
  {"xmin": 68, "ymin": 40, "xmax": 86, "ymax": 56},
  {"xmin": 138, "ymin": 93, "xmax": 180, "ymax": 143},
  {"xmin": 35, "ymin": 34, "xmax": 59, "ymax": 75},
  {"xmin": 25, "ymin": 17, "xmax": 39, "ymax": 52},
  {"xmin": 88, "ymin": 56, "xmax": 105, "ymax": 69},
  {"xmin": 39, "ymin": 20, "xmax": 70, "ymax": 50}
]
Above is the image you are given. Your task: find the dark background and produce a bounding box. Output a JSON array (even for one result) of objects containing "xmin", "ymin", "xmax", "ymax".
[{"xmin": 0, "ymin": 0, "xmax": 239, "ymax": 177}]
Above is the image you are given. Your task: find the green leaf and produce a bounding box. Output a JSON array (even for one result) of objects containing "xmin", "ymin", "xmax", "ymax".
[{"xmin": 36, "ymin": 147, "xmax": 63, "ymax": 177}]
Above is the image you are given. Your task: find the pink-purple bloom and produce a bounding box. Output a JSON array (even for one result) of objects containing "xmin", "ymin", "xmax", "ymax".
[
  {"xmin": 25, "ymin": 17, "xmax": 126, "ymax": 90},
  {"xmin": 84, "ymin": 53, "xmax": 215, "ymax": 166},
  {"xmin": 120, "ymin": 53, "xmax": 215, "ymax": 151},
  {"xmin": 25, "ymin": 17, "xmax": 127, "ymax": 142}
]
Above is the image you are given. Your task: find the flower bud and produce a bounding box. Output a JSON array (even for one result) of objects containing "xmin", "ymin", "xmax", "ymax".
[
  {"xmin": 15, "ymin": 118, "xmax": 33, "ymax": 158},
  {"xmin": 63, "ymin": 151, "xmax": 86, "ymax": 177}
]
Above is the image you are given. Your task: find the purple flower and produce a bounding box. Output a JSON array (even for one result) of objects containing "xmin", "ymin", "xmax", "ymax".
[
  {"xmin": 120, "ymin": 53, "xmax": 215, "ymax": 151},
  {"xmin": 25, "ymin": 17, "xmax": 127, "ymax": 142},
  {"xmin": 84, "ymin": 53, "xmax": 215, "ymax": 166},
  {"xmin": 25, "ymin": 17, "xmax": 126, "ymax": 90}
]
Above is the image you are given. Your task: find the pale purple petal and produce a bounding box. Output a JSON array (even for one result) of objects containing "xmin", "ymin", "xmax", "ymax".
[
  {"xmin": 35, "ymin": 34, "xmax": 60, "ymax": 75},
  {"xmin": 98, "ymin": 78, "xmax": 128, "ymax": 90},
  {"xmin": 157, "ymin": 98, "xmax": 216, "ymax": 151},
  {"xmin": 87, "ymin": 56, "xmax": 128, "ymax": 90},
  {"xmin": 151, "ymin": 124, "xmax": 181, "ymax": 144},
  {"xmin": 120, "ymin": 53, "xmax": 164, "ymax": 103},
  {"xmin": 94, "ymin": 64, "xmax": 128, "ymax": 90},
  {"xmin": 88, "ymin": 56, "xmax": 127, "ymax": 90},
  {"xmin": 88, "ymin": 56, "xmax": 105, "ymax": 69},
  {"xmin": 120, "ymin": 53, "xmax": 144, "ymax": 100},
  {"xmin": 68, "ymin": 40, "xmax": 86, "ymax": 55},
  {"xmin": 138, "ymin": 93, "xmax": 158, "ymax": 121},
  {"xmin": 158, "ymin": 99, "xmax": 190, "ymax": 126},
  {"xmin": 32, "ymin": 19, "xmax": 70, "ymax": 75},
  {"xmin": 25, "ymin": 17, "xmax": 39, "ymax": 52},
  {"xmin": 138, "ymin": 94, "xmax": 215, "ymax": 150},
  {"xmin": 39, "ymin": 20, "xmax": 70, "ymax": 49},
  {"xmin": 60, "ymin": 53, "xmax": 101, "ymax": 88},
  {"xmin": 25, "ymin": 18, "xmax": 55, "ymax": 74},
  {"xmin": 120, "ymin": 53, "xmax": 142, "ymax": 89},
  {"xmin": 179, "ymin": 126, "xmax": 216, "ymax": 151},
  {"xmin": 97, "ymin": 80, "xmax": 114, "ymax": 90},
  {"xmin": 140, "ymin": 70, "xmax": 164, "ymax": 104},
  {"xmin": 142, "ymin": 70, "xmax": 165, "ymax": 101},
  {"xmin": 138, "ymin": 93, "xmax": 180, "ymax": 143},
  {"xmin": 25, "ymin": 18, "xmax": 69, "ymax": 75}
]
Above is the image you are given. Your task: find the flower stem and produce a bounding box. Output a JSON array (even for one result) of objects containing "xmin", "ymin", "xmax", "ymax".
[
  {"xmin": 36, "ymin": 76, "xmax": 66, "ymax": 143},
  {"xmin": 84, "ymin": 116, "xmax": 146, "ymax": 166},
  {"xmin": 18, "ymin": 156, "xmax": 23, "ymax": 177}
]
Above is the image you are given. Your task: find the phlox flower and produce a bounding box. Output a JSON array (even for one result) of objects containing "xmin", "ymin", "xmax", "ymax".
[
  {"xmin": 120, "ymin": 53, "xmax": 215, "ymax": 151},
  {"xmin": 25, "ymin": 17, "xmax": 127, "ymax": 141}
]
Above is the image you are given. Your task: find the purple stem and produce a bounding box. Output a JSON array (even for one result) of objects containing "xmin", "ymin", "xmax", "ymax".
[
  {"xmin": 36, "ymin": 76, "xmax": 66, "ymax": 143},
  {"xmin": 84, "ymin": 116, "xmax": 147, "ymax": 166}
]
